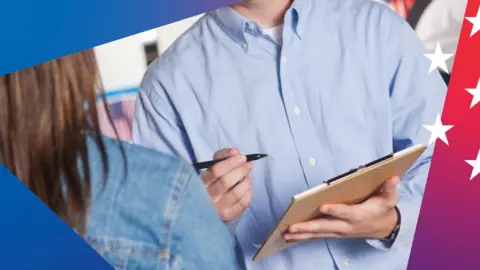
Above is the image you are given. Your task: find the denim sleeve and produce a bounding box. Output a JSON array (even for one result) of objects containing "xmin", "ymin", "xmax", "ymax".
[
  {"xmin": 169, "ymin": 167, "xmax": 246, "ymax": 270},
  {"xmin": 366, "ymin": 7, "xmax": 447, "ymax": 250}
]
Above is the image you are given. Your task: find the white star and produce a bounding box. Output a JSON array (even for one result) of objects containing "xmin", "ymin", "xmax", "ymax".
[
  {"xmin": 466, "ymin": 149, "xmax": 480, "ymax": 180},
  {"xmin": 466, "ymin": 78, "xmax": 480, "ymax": 109},
  {"xmin": 466, "ymin": 7, "xmax": 480, "ymax": 37},
  {"xmin": 423, "ymin": 43, "xmax": 454, "ymax": 74},
  {"xmin": 423, "ymin": 114, "xmax": 454, "ymax": 145}
]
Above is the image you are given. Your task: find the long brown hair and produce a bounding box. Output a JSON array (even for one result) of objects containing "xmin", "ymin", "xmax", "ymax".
[{"xmin": 0, "ymin": 49, "xmax": 118, "ymax": 233}]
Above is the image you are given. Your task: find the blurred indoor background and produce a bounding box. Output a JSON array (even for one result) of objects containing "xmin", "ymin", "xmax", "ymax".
[{"xmin": 95, "ymin": 14, "xmax": 202, "ymax": 141}]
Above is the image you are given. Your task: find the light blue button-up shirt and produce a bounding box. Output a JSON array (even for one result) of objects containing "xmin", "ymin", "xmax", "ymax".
[{"xmin": 132, "ymin": 0, "xmax": 447, "ymax": 269}]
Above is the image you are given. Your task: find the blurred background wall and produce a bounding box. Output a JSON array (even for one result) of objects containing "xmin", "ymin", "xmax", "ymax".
[
  {"xmin": 94, "ymin": 14, "xmax": 203, "ymax": 94},
  {"xmin": 94, "ymin": 14, "xmax": 202, "ymax": 141}
]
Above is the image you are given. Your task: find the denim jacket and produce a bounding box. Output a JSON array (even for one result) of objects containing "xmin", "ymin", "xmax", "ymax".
[{"xmin": 85, "ymin": 137, "xmax": 245, "ymax": 269}]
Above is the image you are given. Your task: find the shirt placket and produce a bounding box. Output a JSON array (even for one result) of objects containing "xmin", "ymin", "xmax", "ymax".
[{"xmin": 277, "ymin": 31, "xmax": 323, "ymax": 189}]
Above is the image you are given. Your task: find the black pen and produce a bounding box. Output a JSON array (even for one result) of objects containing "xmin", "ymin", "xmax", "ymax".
[{"xmin": 193, "ymin": 153, "xmax": 268, "ymax": 170}]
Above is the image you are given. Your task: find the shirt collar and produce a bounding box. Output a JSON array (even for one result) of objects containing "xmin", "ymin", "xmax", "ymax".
[
  {"xmin": 209, "ymin": 0, "xmax": 309, "ymax": 52},
  {"xmin": 210, "ymin": 6, "xmax": 249, "ymax": 51},
  {"xmin": 291, "ymin": 0, "xmax": 309, "ymax": 38}
]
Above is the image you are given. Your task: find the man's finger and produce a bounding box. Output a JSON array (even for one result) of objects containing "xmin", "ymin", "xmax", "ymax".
[
  {"xmin": 213, "ymin": 148, "xmax": 239, "ymax": 160},
  {"xmin": 216, "ymin": 176, "xmax": 252, "ymax": 210},
  {"xmin": 201, "ymin": 154, "xmax": 247, "ymax": 186},
  {"xmin": 319, "ymin": 204, "xmax": 354, "ymax": 221},
  {"xmin": 208, "ymin": 164, "xmax": 252, "ymax": 200},
  {"xmin": 210, "ymin": 154, "xmax": 248, "ymax": 178},
  {"xmin": 380, "ymin": 176, "xmax": 400, "ymax": 206},
  {"xmin": 288, "ymin": 218, "xmax": 351, "ymax": 235},
  {"xmin": 283, "ymin": 232, "xmax": 340, "ymax": 242},
  {"xmin": 219, "ymin": 187, "xmax": 253, "ymax": 222},
  {"xmin": 201, "ymin": 148, "xmax": 241, "ymax": 185}
]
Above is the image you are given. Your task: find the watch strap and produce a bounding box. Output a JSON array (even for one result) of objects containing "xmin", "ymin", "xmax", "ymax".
[{"xmin": 384, "ymin": 206, "xmax": 401, "ymax": 241}]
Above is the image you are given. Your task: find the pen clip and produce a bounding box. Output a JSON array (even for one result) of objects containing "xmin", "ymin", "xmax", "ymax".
[
  {"xmin": 324, "ymin": 168, "xmax": 357, "ymax": 185},
  {"xmin": 323, "ymin": 153, "xmax": 394, "ymax": 185}
]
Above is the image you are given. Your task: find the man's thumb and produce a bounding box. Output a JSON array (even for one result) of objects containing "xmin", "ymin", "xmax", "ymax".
[
  {"xmin": 213, "ymin": 148, "xmax": 239, "ymax": 159},
  {"xmin": 381, "ymin": 176, "xmax": 400, "ymax": 200}
]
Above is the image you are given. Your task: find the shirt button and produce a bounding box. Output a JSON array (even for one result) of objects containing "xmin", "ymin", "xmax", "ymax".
[
  {"xmin": 309, "ymin": 158, "xmax": 316, "ymax": 166},
  {"xmin": 242, "ymin": 43, "xmax": 248, "ymax": 50},
  {"xmin": 248, "ymin": 22, "xmax": 256, "ymax": 30},
  {"xmin": 294, "ymin": 106, "xmax": 301, "ymax": 115},
  {"xmin": 343, "ymin": 257, "xmax": 350, "ymax": 266},
  {"xmin": 281, "ymin": 56, "xmax": 288, "ymax": 65}
]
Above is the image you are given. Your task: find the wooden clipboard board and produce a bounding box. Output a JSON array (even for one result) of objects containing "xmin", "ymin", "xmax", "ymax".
[{"xmin": 253, "ymin": 144, "xmax": 427, "ymax": 262}]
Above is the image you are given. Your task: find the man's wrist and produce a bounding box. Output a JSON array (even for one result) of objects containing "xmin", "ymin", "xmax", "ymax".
[{"xmin": 382, "ymin": 206, "xmax": 401, "ymax": 240}]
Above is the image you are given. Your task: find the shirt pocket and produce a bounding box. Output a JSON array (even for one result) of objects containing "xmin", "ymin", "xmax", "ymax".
[{"xmin": 87, "ymin": 236, "xmax": 169, "ymax": 270}]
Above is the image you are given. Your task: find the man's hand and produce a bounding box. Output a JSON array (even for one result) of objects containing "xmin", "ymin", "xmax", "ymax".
[
  {"xmin": 201, "ymin": 148, "xmax": 253, "ymax": 222},
  {"xmin": 283, "ymin": 176, "xmax": 400, "ymax": 242}
]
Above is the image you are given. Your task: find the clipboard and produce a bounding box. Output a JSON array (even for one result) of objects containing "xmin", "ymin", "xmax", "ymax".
[{"xmin": 252, "ymin": 144, "xmax": 427, "ymax": 262}]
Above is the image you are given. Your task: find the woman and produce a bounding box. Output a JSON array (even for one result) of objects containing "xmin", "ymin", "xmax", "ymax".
[{"xmin": 0, "ymin": 49, "xmax": 244, "ymax": 270}]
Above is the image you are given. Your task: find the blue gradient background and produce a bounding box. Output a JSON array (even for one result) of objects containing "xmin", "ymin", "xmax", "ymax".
[
  {"xmin": 0, "ymin": 165, "xmax": 113, "ymax": 269},
  {"xmin": 0, "ymin": 0, "xmax": 240, "ymax": 76}
]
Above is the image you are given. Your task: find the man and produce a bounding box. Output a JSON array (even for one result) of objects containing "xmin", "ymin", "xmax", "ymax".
[{"xmin": 133, "ymin": 0, "xmax": 447, "ymax": 269}]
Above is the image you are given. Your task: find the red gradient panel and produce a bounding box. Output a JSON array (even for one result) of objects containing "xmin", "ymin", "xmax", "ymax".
[{"xmin": 408, "ymin": 1, "xmax": 480, "ymax": 269}]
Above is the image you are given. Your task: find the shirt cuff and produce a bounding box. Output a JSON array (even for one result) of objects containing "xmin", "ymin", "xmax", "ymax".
[
  {"xmin": 365, "ymin": 192, "xmax": 420, "ymax": 251},
  {"xmin": 366, "ymin": 238, "xmax": 395, "ymax": 250}
]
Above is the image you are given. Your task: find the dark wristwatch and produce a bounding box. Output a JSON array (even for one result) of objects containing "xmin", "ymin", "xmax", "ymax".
[{"xmin": 384, "ymin": 206, "xmax": 401, "ymax": 241}]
